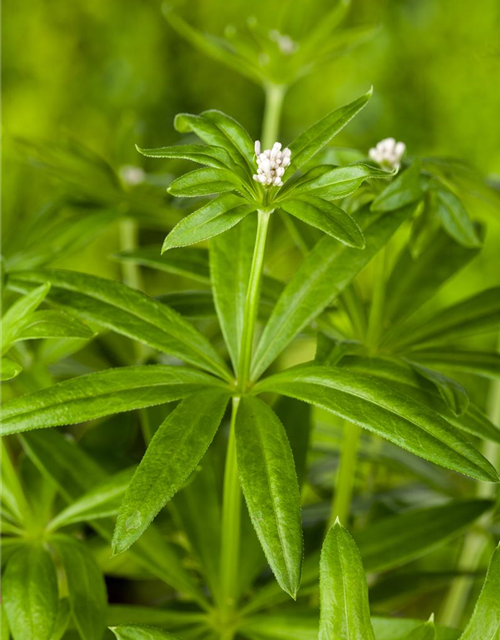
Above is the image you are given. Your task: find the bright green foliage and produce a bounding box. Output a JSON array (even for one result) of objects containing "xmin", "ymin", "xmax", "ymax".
[{"xmin": 110, "ymin": 625, "xmax": 182, "ymax": 640}]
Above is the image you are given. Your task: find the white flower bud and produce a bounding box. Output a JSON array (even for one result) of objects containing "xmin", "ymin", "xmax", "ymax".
[
  {"xmin": 252, "ymin": 140, "xmax": 291, "ymax": 187},
  {"xmin": 369, "ymin": 137, "xmax": 406, "ymax": 170},
  {"xmin": 254, "ymin": 140, "xmax": 261, "ymax": 156}
]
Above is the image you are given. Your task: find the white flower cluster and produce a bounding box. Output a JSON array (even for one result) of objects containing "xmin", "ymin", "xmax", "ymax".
[
  {"xmin": 253, "ymin": 141, "xmax": 291, "ymax": 187},
  {"xmin": 369, "ymin": 138, "xmax": 406, "ymax": 170}
]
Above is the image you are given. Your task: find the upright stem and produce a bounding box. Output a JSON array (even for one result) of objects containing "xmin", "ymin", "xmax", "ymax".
[
  {"xmin": 262, "ymin": 84, "xmax": 286, "ymax": 149},
  {"xmin": 237, "ymin": 210, "xmax": 271, "ymax": 391},
  {"xmin": 219, "ymin": 397, "xmax": 241, "ymax": 624},
  {"xmin": 330, "ymin": 422, "xmax": 361, "ymax": 526}
]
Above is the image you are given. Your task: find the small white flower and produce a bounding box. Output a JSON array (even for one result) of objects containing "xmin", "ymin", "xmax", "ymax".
[
  {"xmin": 369, "ymin": 138, "xmax": 406, "ymax": 170},
  {"xmin": 269, "ymin": 29, "xmax": 298, "ymax": 55},
  {"xmin": 253, "ymin": 141, "xmax": 291, "ymax": 187},
  {"xmin": 120, "ymin": 165, "xmax": 146, "ymax": 186}
]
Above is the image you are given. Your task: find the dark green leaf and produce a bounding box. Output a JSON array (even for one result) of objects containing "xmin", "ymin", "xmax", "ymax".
[
  {"xmin": 236, "ymin": 396, "xmax": 303, "ymax": 598},
  {"xmin": 16, "ymin": 309, "xmax": 94, "ymax": 341},
  {"xmin": 255, "ymin": 365, "xmax": 499, "ymax": 482},
  {"xmin": 136, "ymin": 143, "xmax": 234, "ymax": 170},
  {"xmin": 167, "ymin": 167, "xmax": 243, "ymax": 197},
  {"xmin": 110, "ymin": 625, "xmax": 182, "ymax": 640},
  {"xmin": 162, "ymin": 194, "xmax": 255, "ymax": 251},
  {"xmin": 3, "ymin": 544, "xmax": 58, "ymax": 640},
  {"xmin": 409, "ymin": 349, "xmax": 500, "ymax": 380},
  {"xmin": 113, "ymin": 389, "xmax": 230, "ymax": 554},
  {"xmin": 459, "ymin": 542, "xmax": 500, "ymax": 639},
  {"xmin": 274, "ymin": 396, "xmax": 312, "ymax": 489},
  {"xmin": 1, "ymin": 365, "xmax": 225, "ymax": 435},
  {"xmin": 408, "ymin": 361, "xmax": 469, "ymax": 416},
  {"xmin": 251, "ymin": 202, "xmax": 417, "ymax": 380},
  {"xmin": 319, "ymin": 521, "xmax": 375, "ymax": 640},
  {"xmin": 371, "ymin": 161, "xmax": 423, "ymax": 211},
  {"xmin": 287, "ymin": 89, "xmax": 372, "ymax": 174},
  {"xmin": 202, "ymin": 110, "xmax": 255, "ymax": 167},
  {"xmin": 280, "ymin": 196, "xmax": 365, "ymax": 248},
  {"xmin": 7, "ymin": 269, "xmax": 230, "ymax": 380},
  {"xmin": 112, "ymin": 246, "xmax": 211, "ymax": 284},
  {"xmin": 435, "ymin": 186, "xmax": 481, "ymax": 248},
  {"xmin": 52, "ymin": 536, "xmax": 107, "ymax": 640}
]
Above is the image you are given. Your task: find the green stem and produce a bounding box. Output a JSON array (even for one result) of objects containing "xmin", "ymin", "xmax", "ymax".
[
  {"xmin": 262, "ymin": 84, "xmax": 286, "ymax": 148},
  {"xmin": 330, "ymin": 422, "xmax": 362, "ymax": 527},
  {"xmin": 219, "ymin": 398, "xmax": 241, "ymax": 622},
  {"xmin": 119, "ymin": 218, "xmax": 142, "ymax": 291},
  {"xmin": 237, "ymin": 209, "xmax": 271, "ymax": 390}
]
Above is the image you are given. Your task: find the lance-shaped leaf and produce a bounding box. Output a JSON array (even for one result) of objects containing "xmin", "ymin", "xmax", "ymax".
[
  {"xmin": 112, "ymin": 246, "xmax": 211, "ymax": 284},
  {"xmin": 167, "ymin": 167, "xmax": 245, "ymax": 198},
  {"xmin": 3, "ymin": 545, "xmax": 59, "ymax": 640},
  {"xmin": 7, "ymin": 269, "xmax": 231, "ymax": 380},
  {"xmin": 280, "ymin": 196, "xmax": 365, "ymax": 248},
  {"xmin": 162, "ymin": 194, "xmax": 255, "ymax": 252},
  {"xmin": 254, "ymin": 365, "xmax": 499, "ymax": 482},
  {"xmin": 459, "ymin": 543, "xmax": 500, "ymax": 640},
  {"xmin": 210, "ymin": 214, "xmax": 257, "ymax": 369},
  {"xmin": 0, "ymin": 365, "xmax": 225, "ymax": 435},
  {"xmin": 408, "ymin": 361, "xmax": 469, "ymax": 416},
  {"xmin": 113, "ymin": 389, "xmax": 230, "ymax": 554},
  {"xmin": 403, "ymin": 617, "xmax": 436, "ymax": 640},
  {"xmin": 408, "ymin": 349, "xmax": 500, "ymax": 380},
  {"xmin": 435, "ymin": 186, "xmax": 481, "ymax": 248},
  {"xmin": 236, "ymin": 396, "xmax": 303, "ymax": 598},
  {"xmin": 1, "ymin": 282, "xmax": 50, "ymax": 349},
  {"xmin": 319, "ymin": 520, "xmax": 375, "ymax": 640},
  {"xmin": 371, "ymin": 161, "xmax": 423, "ymax": 211},
  {"xmin": 281, "ymin": 163, "xmax": 390, "ymax": 201},
  {"xmin": 136, "ymin": 143, "xmax": 234, "ymax": 170},
  {"xmin": 202, "ymin": 109, "xmax": 255, "ymax": 167},
  {"xmin": 52, "ymin": 536, "xmax": 107, "ymax": 640},
  {"xmin": 0, "ymin": 357, "xmax": 22, "ymax": 381},
  {"xmin": 251, "ymin": 202, "xmax": 416, "ymax": 380},
  {"xmin": 15, "ymin": 309, "xmax": 94, "ymax": 341},
  {"xmin": 287, "ymin": 89, "xmax": 372, "ymax": 174},
  {"xmin": 110, "ymin": 625, "xmax": 182, "ymax": 640},
  {"xmin": 390, "ymin": 287, "xmax": 500, "ymax": 349}
]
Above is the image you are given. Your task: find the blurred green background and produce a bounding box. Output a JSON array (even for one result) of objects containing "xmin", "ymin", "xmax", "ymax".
[{"xmin": 3, "ymin": 0, "xmax": 499, "ymax": 276}]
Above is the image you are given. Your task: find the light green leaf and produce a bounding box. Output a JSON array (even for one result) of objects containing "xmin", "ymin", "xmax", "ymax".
[
  {"xmin": 48, "ymin": 467, "xmax": 135, "ymax": 530},
  {"xmin": 112, "ymin": 246, "xmax": 211, "ymax": 284},
  {"xmin": 1, "ymin": 365, "xmax": 224, "ymax": 435},
  {"xmin": 435, "ymin": 186, "xmax": 481, "ymax": 248},
  {"xmin": 113, "ymin": 389, "xmax": 230, "ymax": 554},
  {"xmin": 280, "ymin": 196, "xmax": 365, "ymax": 248},
  {"xmin": 110, "ymin": 624, "xmax": 182, "ymax": 640},
  {"xmin": 0, "ymin": 441, "xmax": 30, "ymax": 525},
  {"xmin": 8, "ymin": 269, "xmax": 230, "ymax": 380},
  {"xmin": 299, "ymin": 0, "xmax": 351, "ymax": 55},
  {"xmin": 16, "ymin": 309, "xmax": 94, "ymax": 341},
  {"xmin": 51, "ymin": 598, "xmax": 71, "ymax": 640},
  {"xmin": 403, "ymin": 617, "xmax": 436, "ymax": 640},
  {"xmin": 167, "ymin": 167, "xmax": 244, "ymax": 197},
  {"xmin": 287, "ymin": 89, "xmax": 372, "ymax": 174},
  {"xmin": 319, "ymin": 521, "xmax": 375, "ymax": 640},
  {"xmin": 210, "ymin": 214, "xmax": 257, "ymax": 369},
  {"xmin": 254, "ymin": 365, "xmax": 499, "ymax": 482},
  {"xmin": 136, "ymin": 143, "xmax": 234, "ymax": 170},
  {"xmin": 52, "ymin": 536, "xmax": 107, "ymax": 640},
  {"xmin": 1, "ymin": 282, "xmax": 50, "ymax": 349},
  {"xmin": 459, "ymin": 542, "xmax": 500, "ymax": 639},
  {"xmin": 371, "ymin": 161, "xmax": 423, "ymax": 211},
  {"xmin": 162, "ymin": 194, "xmax": 255, "ymax": 252},
  {"xmin": 3, "ymin": 544, "xmax": 58, "ymax": 640},
  {"xmin": 251, "ymin": 202, "xmax": 416, "ymax": 380},
  {"xmin": 409, "ymin": 349, "xmax": 500, "ymax": 380},
  {"xmin": 0, "ymin": 356, "xmax": 23, "ymax": 381},
  {"xmin": 236, "ymin": 396, "xmax": 303, "ymax": 598},
  {"xmin": 408, "ymin": 361, "xmax": 469, "ymax": 416}
]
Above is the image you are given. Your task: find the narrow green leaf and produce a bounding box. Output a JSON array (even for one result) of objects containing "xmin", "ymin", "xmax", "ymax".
[
  {"xmin": 459, "ymin": 542, "xmax": 500, "ymax": 640},
  {"xmin": 408, "ymin": 361, "xmax": 469, "ymax": 416},
  {"xmin": 299, "ymin": 0, "xmax": 351, "ymax": 55},
  {"xmin": 236, "ymin": 396, "xmax": 303, "ymax": 598},
  {"xmin": 0, "ymin": 356, "xmax": 23, "ymax": 381},
  {"xmin": 282, "ymin": 163, "xmax": 390, "ymax": 200},
  {"xmin": 280, "ymin": 196, "xmax": 365, "ymax": 248},
  {"xmin": 252, "ymin": 202, "xmax": 416, "ymax": 380},
  {"xmin": 319, "ymin": 521, "xmax": 375, "ymax": 640},
  {"xmin": 255, "ymin": 365, "xmax": 499, "ymax": 482},
  {"xmin": 8, "ymin": 269, "xmax": 230, "ymax": 380},
  {"xmin": 409, "ymin": 349, "xmax": 500, "ymax": 380},
  {"xmin": 162, "ymin": 194, "xmax": 255, "ymax": 251},
  {"xmin": 167, "ymin": 167, "xmax": 243, "ymax": 197},
  {"xmin": 210, "ymin": 214, "xmax": 257, "ymax": 369},
  {"xmin": 274, "ymin": 396, "xmax": 312, "ymax": 489},
  {"xmin": 202, "ymin": 109, "xmax": 255, "ymax": 167},
  {"xmin": 287, "ymin": 89, "xmax": 372, "ymax": 174},
  {"xmin": 113, "ymin": 389, "xmax": 230, "ymax": 554},
  {"xmin": 0, "ymin": 441, "xmax": 31, "ymax": 524},
  {"xmin": 403, "ymin": 618, "xmax": 437, "ymax": 640},
  {"xmin": 1, "ymin": 365, "xmax": 224, "ymax": 435},
  {"xmin": 3, "ymin": 544, "xmax": 58, "ymax": 640},
  {"xmin": 110, "ymin": 625, "xmax": 182, "ymax": 640},
  {"xmin": 16, "ymin": 309, "xmax": 94, "ymax": 341},
  {"xmin": 52, "ymin": 536, "xmax": 107, "ymax": 640},
  {"xmin": 435, "ymin": 186, "xmax": 481, "ymax": 248},
  {"xmin": 136, "ymin": 143, "xmax": 234, "ymax": 170},
  {"xmin": 112, "ymin": 246, "xmax": 211, "ymax": 284},
  {"xmin": 51, "ymin": 598, "xmax": 71, "ymax": 640},
  {"xmin": 1, "ymin": 282, "xmax": 50, "ymax": 348},
  {"xmin": 371, "ymin": 161, "xmax": 423, "ymax": 211}
]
